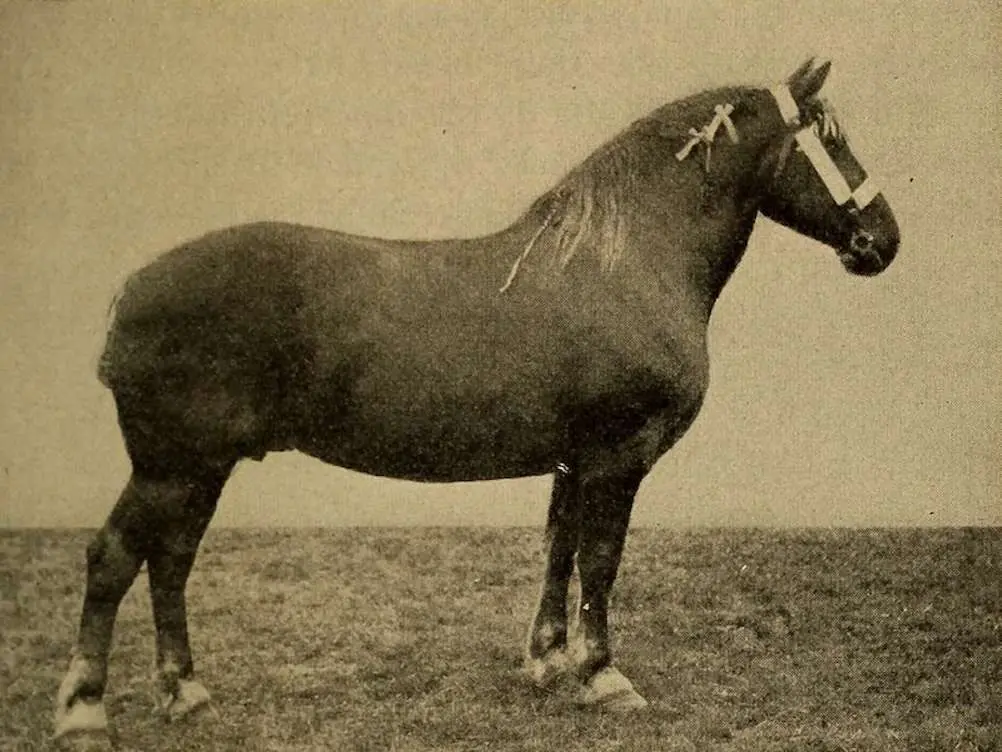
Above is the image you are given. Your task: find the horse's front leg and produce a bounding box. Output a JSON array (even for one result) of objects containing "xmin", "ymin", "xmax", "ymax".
[
  {"xmin": 571, "ymin": 466, "xmax": 649, "ymax": 710},
  {"xmin": 524, "ymin": 463, "xmax": 579, "ymax": 687}
]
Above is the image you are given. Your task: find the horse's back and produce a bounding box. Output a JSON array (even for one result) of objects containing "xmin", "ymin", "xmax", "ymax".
[
  {"xmin": 95, "ymin": 218, "xmax": 695, "ymax": 481},
  {"xmin": 97, "ymin": 221, "xmax": 553, "ymax": 473}
]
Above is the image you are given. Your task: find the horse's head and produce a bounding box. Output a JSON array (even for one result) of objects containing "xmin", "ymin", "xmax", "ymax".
[{"xmin": 756, "ymin": 60, "xmax": 899, "ymax": 276}]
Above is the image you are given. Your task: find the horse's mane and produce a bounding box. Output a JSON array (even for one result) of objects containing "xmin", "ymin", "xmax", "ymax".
[
  {"xmin": 503, "ymin": 86, "xmax": 752, "ymax": 287},
  {"xmin": 525, "ymin": 130, "xmax": 645, "ymax": 273},
  {"xmin": 804, "ymin": 97, "xmax": 847, "ymax": 144}
]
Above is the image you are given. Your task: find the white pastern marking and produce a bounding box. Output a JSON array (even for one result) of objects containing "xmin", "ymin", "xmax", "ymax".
[
  {"xmin": 56, "ymin": 654, "xmax": 92, "ymax": 710},
  {"xmin": 54, "ymin": 656, "xmax": 109, "ymax": 738},
  {"xmin": 53, "ymin": 699, "xmax": 108, "ymax": 738}
]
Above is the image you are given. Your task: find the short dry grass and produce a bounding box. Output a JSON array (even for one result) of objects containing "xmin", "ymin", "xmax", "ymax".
[{"xmin": 2, "ymin": 528, "xmax": 1000, "ymax": 751}]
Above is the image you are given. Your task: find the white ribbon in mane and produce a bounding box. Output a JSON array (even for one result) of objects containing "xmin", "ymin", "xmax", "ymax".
[
  {"xmin": 769, "ymin": 84, "xmax": 880, "ymax": 211},
  {"xmin": 675, "ymin": 103, "xmax": 740, "ymax": 170}
]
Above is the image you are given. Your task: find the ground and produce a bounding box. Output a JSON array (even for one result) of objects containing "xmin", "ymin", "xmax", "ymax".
[{"xmin": 1, "ymin": 527, "xmax": 1000, "ymax": 751}]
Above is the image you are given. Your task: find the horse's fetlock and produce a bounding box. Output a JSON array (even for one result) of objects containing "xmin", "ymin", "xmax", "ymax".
[
  {"xmin": 156, "ymin": 660, "xmax": 182, "ymax": 700},
  {"xmin": 531, "ymin": 621, "xmax": 567, "ymax": 656},
  {"xmin": 571, "ymin": 636, "xmax": 611, "ymax": 681},
  {"xmin": 57, "ymin": 655, "xmax": 106, "ymax": 713}
]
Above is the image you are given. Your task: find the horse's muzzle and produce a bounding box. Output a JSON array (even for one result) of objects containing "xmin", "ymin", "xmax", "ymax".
[{"xmin": 839, "ymin": 226, "xmax": 898, "ymax": 276}]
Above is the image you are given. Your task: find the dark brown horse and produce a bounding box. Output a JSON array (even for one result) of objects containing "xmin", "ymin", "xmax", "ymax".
[{"xmin": 54, "ymin": 60, "xmax": 898, "ymax": 742}]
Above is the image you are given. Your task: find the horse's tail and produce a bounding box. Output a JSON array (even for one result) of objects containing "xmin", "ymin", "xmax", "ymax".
[{"xmin": 96, "ymin": 286, "xmax": 125, "ymax": 389}]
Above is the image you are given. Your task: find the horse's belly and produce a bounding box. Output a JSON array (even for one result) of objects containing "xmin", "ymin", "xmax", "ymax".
[
  {"xmin": 288, "ymin": 299, "xmax": 567, "ymax": 481},
  {"xmin": 294, "ymin": 403, "xmax": 560, "ymax": 482}
]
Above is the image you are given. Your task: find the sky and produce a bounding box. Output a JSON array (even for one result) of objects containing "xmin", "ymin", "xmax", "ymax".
[{"xmin": 1, "ymin": 1, "xmax": 999, "ymax": 528}]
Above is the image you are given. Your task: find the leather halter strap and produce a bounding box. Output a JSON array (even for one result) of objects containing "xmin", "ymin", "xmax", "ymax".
[{"xmin": 769, "ymin": 84, "xmax": 880, "ymax": 211}]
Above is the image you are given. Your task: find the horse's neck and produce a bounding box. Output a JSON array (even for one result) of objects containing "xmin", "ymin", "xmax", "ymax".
[
  {"xmin": 491, "ymin": 126, "xmax": 766, "ymax": 315},
  {"xmin": 624, "ymin": 188, "xmax": 761, "ymax": 324}
]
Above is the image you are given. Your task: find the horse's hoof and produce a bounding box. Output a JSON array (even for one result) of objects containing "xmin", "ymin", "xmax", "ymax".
[
  {"xmin": 157, "ymin": 679, "xmax": 211, "ymax": 722},
  {"xmin": 53, "ymin": 699, "xmax": 110, "ymax": 748},
  {"xmin": 578, "ymin": 666, "xmax": 649, "ymax": 711},
  {"xmin": 523, "ymin": 649, "xmax": 570, "ymax": 689},
  {"xmin": 53, "ymin": 699, "xmax": 108, "ymax": 737}
]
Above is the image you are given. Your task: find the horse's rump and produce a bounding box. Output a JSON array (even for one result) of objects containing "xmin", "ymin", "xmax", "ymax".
[{"xmin": 98, "ymin": 224, "xmax": 315, "ymax": 463}]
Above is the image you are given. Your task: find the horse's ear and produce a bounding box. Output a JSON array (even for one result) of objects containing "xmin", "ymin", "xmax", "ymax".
[
  {"xmin": 787, "ymin": 58, "xmax": 816, "ymax": 85},
  {"xmin": 789, "ymin": 60, "xmax": 831, "ymax": 102}
]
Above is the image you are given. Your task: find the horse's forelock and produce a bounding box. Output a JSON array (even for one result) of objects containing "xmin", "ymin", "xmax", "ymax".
[{"xmin": 805, "ymin": 97, "xmax": 847, "ymax": 144}]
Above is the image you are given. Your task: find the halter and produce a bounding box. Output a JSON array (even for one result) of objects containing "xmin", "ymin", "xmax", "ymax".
[{"xmin": 769, "ymin": 84, "xmax": 880, "ymax": 211}]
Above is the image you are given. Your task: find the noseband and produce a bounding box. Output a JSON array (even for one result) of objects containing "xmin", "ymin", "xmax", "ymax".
[{"xmin": 769, "ymin": 84, "xmax": 880, "ymax": 213}]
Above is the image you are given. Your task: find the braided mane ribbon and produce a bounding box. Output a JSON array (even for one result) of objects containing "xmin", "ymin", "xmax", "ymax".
[{"xmin": 675, "ymin": 103, "xmax": 740, "ymax": 171}]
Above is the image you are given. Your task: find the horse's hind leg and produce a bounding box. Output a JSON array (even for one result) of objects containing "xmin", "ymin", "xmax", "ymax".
[
  {"xmin": 146, "ymin": 463, "xmax": 232, "ymax": 719},
  {"xmin": 524, "ymin": 463, "xmax": 579, "ymax": 687},
  {"xmin": 54, "ymin": 476, "xmax": 149, "ymax": 743},
  {"xmin": 54, "ymin": 463, "xmax": 232, "ymax": 742}
]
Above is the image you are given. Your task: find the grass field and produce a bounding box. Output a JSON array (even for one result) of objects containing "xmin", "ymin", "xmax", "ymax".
[{"xmin": 1, "ymin": 527, "xmax": 1000, "ymax": 751}]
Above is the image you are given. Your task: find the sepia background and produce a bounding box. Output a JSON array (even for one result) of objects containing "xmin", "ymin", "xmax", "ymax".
[{"xmin": 1, "ymin": 0, "xmax": 998, "ymax": 528}]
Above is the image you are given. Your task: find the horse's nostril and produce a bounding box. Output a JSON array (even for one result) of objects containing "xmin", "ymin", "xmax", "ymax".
[{"xmin": 851, "ymin": 229, "xmax": 875, "ymax": 253}]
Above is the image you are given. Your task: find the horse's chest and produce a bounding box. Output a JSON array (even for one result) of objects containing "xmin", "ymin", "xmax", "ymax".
[{"xmin": 566, "ymin": 327, "xmax": 709, "ymax": 460}]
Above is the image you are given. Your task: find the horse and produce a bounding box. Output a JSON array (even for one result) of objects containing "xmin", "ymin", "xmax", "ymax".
[{"xmin": 54, "ymin": 59, "xmax": 899, "ymax": 743}]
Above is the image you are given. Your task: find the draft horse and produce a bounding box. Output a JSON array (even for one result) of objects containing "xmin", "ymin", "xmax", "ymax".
[{"xmin": 55, "ymin": 60, "xmax": 899, "ymax": 742}]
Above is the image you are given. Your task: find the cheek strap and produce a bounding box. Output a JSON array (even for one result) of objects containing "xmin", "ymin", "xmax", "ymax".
[
  {"xmin": 769, "ymin": 84, "xmax": 800, "ymax": 125},
  {"xmin": 794, "ymin": 128, "xmax": 880, "ymax": 209},
  {"xmin": 794, "ymin": 128, "xmax": 853, "ymax": 205},
  {"xmin": 769, "ymin": 84, "xmax": 881, "ymax": 211}
]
